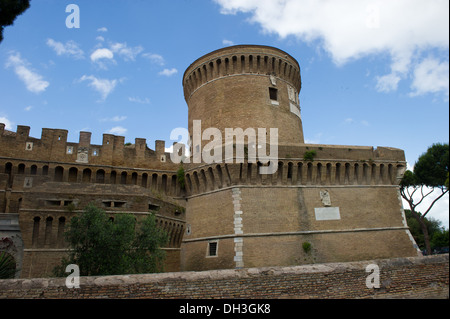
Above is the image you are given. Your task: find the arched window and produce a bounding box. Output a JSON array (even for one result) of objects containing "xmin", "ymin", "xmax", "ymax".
[
  {"xmin": 152, "ymin": 173, "xmax": 158, "ymax": 190},
  {"xmin": 4, "ymin": 162, "xmax": 12, "ymax": 175},
  {"xmin": 110, "ymin": 171, "xmax": 117, "ymax": 184},
  {"xmin": 121, "ymin": 172, "xmax": 127, "ymax": 184},
  {"xmin": 32, "ymin": 217, "xmax": 40, "ymax": 247},
  {"xmin": 45, "ymin": 217, "xmax": 53, "ymax": 246},
  {"xmin": 141, "ymin": 173, "xmax": 148, "ymax": 188},
  {"xmin": 54, "ymin": 166, "xmax": 64, "ymax": 182},
  {"xmin": 68, "ymin": 167, "xmax": 78, "ymax": 183},
  {"xmin": 18, "ymin": 163, "xmax": 25, "ymax": 174},
  {"xmin": 287, "ymin": 162, "xmax": 293, "ymax": 180},
  {"xmin": 96, "ymin": 169, "xmax": 105, "ymax": 183},
  {"xmin": 161, "ymin": 174, "xmax": 168, "ymax": 192},
  {"xmin": 82, "ymin": 168, "xmax": 91, "ymax": 183},
  {"xmin": 131, "ymin": 172, "xmax": 138, "ymax": 185},
  {"xmin": 57, "ymin": 217, "xmax": 66, "ymax": 248}
]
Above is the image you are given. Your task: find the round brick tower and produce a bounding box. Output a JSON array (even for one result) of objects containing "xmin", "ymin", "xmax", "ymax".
[
  {"xmin": 180, "ymin": 46, "xmax": 418, "ymax": 272},
  {"xmin": 183, "ymin": 45, "xmax": 304, "ymax": 147}
]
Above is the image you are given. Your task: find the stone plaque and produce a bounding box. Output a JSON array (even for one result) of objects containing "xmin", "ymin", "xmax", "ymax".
[
  {"xmin": 24, "ymin": 177, "xmax": 33, "ymax": 188},
  {"xmin": 76, "ymin": 147, "xmax": 89, "ymax": 163},
  {"xmin": 314, "ymin": 207, "xmax": 341, "ymax": 221},
  {"xmin": 25, "ymin": 142, "xmax": 33, "ymax": 151}
]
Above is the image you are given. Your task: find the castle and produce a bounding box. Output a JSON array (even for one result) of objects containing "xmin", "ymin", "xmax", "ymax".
[{"xmin": 0, "ymin": 45, "xmax": 419, "ymax": 278}]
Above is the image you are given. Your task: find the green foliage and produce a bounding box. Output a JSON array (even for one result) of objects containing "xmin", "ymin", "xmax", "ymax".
[
  {"xmin": 302, "ymin": 242, "xmax": 311, "ymax": 253},
  {"xmin": 0, "ymin": 0, "xmax": 30, "ymax": 43},
  {"xmin": 414, "ymin": 143, "xmax": 449, "ymax": 187},
  {"xmin": 176, "ymin": 166, "xmax": 185, "ymax": 190},
  {"xmin": 53, "ymin": 204, "xmax": 168, "ymax": 277},
  {"xmin": 401, "ymin": 143, "xmax": 449, "ymax": 189},
  {"xmin": 400, "ymin": 143, "xmax": 449, "ymax": 255},
  {"xmin": 405, "ymin": 210, "xmax": 449, "ymax": 251},
  {"xmin": 445, "ymin": 172, "xmax": 449, "ymax": 190},
  {"xmin": 400, "ymin": 170, "xmax": 417, "ymax": 188},
  {"xmin": 0, "ymin": 251, "xmax": 16, "ymax": 279},
  {"xmin": 303, "ymin": 150, "xmax": 317, "ymax": 161}
]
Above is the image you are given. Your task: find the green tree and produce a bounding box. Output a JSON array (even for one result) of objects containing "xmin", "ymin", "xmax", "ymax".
[
  {"xmin": 404, "ymin": 210, "xmax": 449, "ymax": 252},
  {"xmin": 0, "ymin": 0, "xmax": 30, "ymax": 43},
  {"xmin": 53, "ymin": 204, "xmax": 168, "ymax": 277},
  {"xmin": 0, "ymin": 251, "xmax": 16, "ymax": 279},
  {"xmin": 432, "ymin": 228, "xmax": 449, "ymax": 251},
  {"xmin": 400, "ymin": 143, "xmax": 449, "ymax": 255}
]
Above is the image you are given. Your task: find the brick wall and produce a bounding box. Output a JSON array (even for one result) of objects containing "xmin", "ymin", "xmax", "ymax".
[{"xmin": 0, "ymin": 254, "xmax": 447, "ymax": 299}]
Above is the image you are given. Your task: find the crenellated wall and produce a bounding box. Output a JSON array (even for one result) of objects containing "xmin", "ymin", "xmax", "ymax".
[
  {"xmin": 0, "ymin": 123, "xmax": 187, "ymax": 277},
  {"xmin": 0, "ymin": 124, "xmax": 176, "ymax": 169}
]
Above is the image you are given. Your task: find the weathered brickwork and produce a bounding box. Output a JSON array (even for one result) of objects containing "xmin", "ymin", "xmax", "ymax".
[
  {"xmin": 180, "ymin": 45, "xmax": 419, "ymax": 271},
  {"xmin": 0, "ymin": 255, "xmax": 447, "ymax": 299},
  {"xmin": 1, "ymin": 45, "xmax": 420, "ymax": 278}
]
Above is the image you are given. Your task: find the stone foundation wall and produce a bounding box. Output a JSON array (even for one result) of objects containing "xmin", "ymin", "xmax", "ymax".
[{"xmin": 0, "ymin": 254, "xmax": 447, "ymax": 299}]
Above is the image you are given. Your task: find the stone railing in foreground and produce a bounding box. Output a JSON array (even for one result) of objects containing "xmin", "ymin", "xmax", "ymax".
[{"xmin": 0, "ymin": 254, "xmax": 448, "ymax": 299}]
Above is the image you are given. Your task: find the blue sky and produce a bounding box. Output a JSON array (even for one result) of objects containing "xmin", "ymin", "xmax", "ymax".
[{"xmin": 0, "ymin": 0, "xmax": 448, "ymax": 227}]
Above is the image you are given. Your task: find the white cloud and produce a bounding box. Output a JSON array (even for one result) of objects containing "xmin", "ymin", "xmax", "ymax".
[
  {"xmin": 142, "ymin": 53, "xmax": 165, "ymax": 65},
  {"xmin": 46, "ymin": 38, "xmax": 84, "ymax": 59},
  {"xmin": 215, "ymin": 0, "xmax": 449, "ymax": 95},
  {"xmin": 110, "ymin": 42, "xmax": 143, "ymax": 61},
  {"xmin": 90, "ymin": 48, "xmax": 114, "ymax": 62},
  {"xmin": 5, "ymin": 52, "xmax": 49, "ymax": 93},
  {"xmin": 128, "ymin": 96, "xmax": 150, "ymax": 104},
  {"xmin": 159, "ymin": 68, "xmax": 178, "ymax": 76},
  {"xmin": 24, "ymin": 105, "xmax": 33, "ymax": 111},
  {"xmin": 107, "ymin": 126, "xmax": 127, "ymax": 135},
  {"xmin": 79, "ymin": 75, "xmax": 118, "ymax": 100},
  {"xmin": 90, "ymin": 48, "xmax": 115, "ymax": 69},
  {"xmin": 376, "ymin": 73, "xmax": 401, "ymax": 93},
  {"xmin": 0, "ymin": 116, "xmax": 14, "ymax": 130},
  {"xmin": 96, "ymin": 36, "xmax": 105, "ymax": 42},
  {"xmin": 100, "ymin": 115, "xmax": 127, "ymax": 122},
  {"xmin": 343, "ymin": 118, "xmax": 370, "ymax": 126},
  {"xmin": 223, "ymin": 39, "xmax": 235, "ymax": 46},
  {"xmin": 410, "ymin": 57, "xmax": 449, "ymax": 98},
  {"xmin": 97, "ymin": 27, "xmax": 108, "ymax": 32}
]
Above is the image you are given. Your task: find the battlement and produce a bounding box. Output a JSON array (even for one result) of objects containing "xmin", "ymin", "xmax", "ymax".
[
  {"xmin": 0, "ymin": 123, "xmax": 177, "ymax": 169},
  {"xmin": 183, "ymin": 45, "xmax": 301, "ymax": 102}
]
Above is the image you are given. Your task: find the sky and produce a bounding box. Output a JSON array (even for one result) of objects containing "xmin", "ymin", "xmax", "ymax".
[{"xmin": 0, "ymin": 0, "xmax": 448, "ymax": 228}]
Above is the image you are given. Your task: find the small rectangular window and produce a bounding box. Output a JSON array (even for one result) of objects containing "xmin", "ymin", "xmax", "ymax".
[
  {"xmin": 113, "ymin": 201, "xmax": 126, "ymax": 208},
  {"xmin": 208, "ymin": 241, "xmax": 218, "ymax": 257},
  {"xmin": 102, "ymin": 201, "xmax": 113, "ymax": 208},
  {"xmin": 63, "ymin": 200, "xmax": 73, "ymax": 206},
  {"xmin": 46, "ymin": 200, "xmax": 61, "ymax": 206},
  {"xmin": 269, "ymin": 87, "xmax": 278, "ymax": 101}
]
